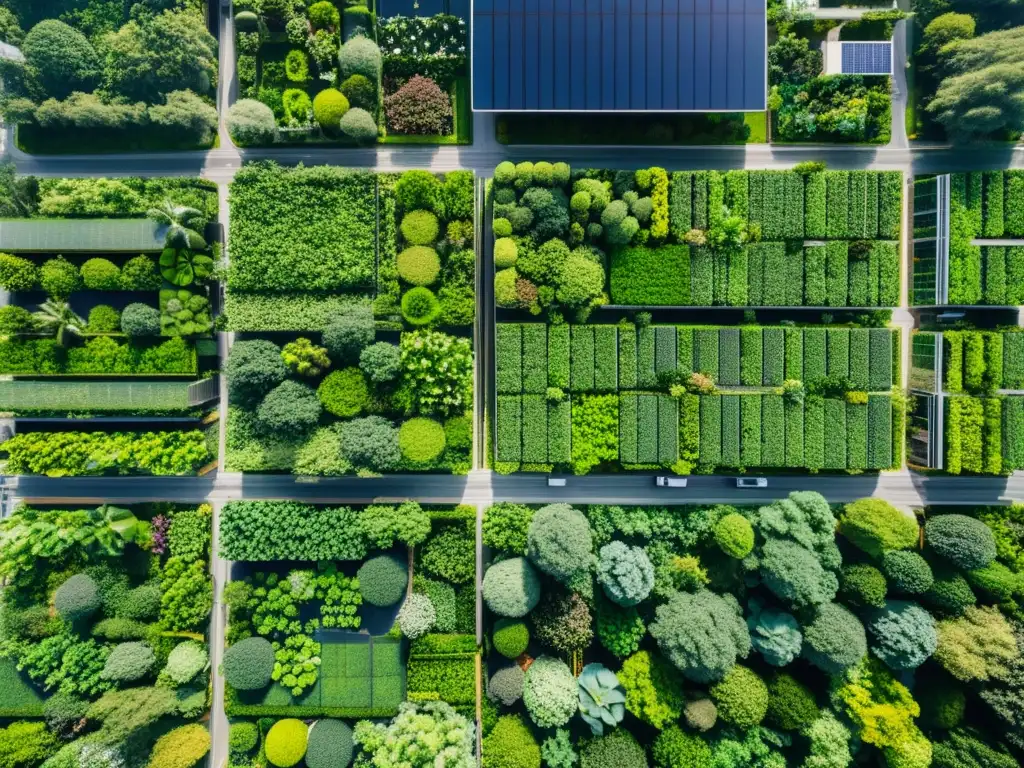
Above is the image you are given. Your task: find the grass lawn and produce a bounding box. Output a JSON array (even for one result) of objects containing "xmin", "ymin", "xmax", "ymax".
[
  {"xmin": 0, "ymin": 657, "xmax": 46, "ymax": 717},
  {"xmin": 745, "ymin": 111, "xmax": 768, "ymax": 143}
]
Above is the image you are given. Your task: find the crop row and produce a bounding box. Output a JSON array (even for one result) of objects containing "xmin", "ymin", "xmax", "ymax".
[
  {"xmin": 943, "ymin": 330, "xmax": 1024, "ymax": 393},
  {"xmin": 945, "ymin": 395, "xmax": 1024, "ymax": 474},
  {"xmin": 496, "ymin": 324, "xmax": 896, "ymax": 395},
  {"xmin": 668, "ymin": 170, "xmax": 901, "ymax": 241},
  {"xmin": 610, "ymin": 241, "xmax": 900, "ymax": 307}
]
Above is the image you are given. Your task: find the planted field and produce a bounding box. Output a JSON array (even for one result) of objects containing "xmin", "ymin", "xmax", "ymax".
[{"xmin": 0, "ymin": 380, "xmax": 193, "ymax": 414}]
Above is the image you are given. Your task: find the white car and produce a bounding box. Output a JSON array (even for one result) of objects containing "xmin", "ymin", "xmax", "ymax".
[
  {"xmin": 736, "ymin": 477, "xmax": 768, "ymax": 488},
  {"xmin": 547, "ymin": 477, "xmax": 567, "ymax": 487},
  {"xmin": 655, "ymin": 476, "xmax": 688, "ymax": 488}
]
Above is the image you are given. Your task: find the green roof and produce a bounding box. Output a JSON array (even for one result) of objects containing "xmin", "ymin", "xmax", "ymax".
[
  {"xmin": 0, "ymin": 380, "xmax": 192, "ymax": 412},
  {"xmin": 0, "ymin": 219, "xmax": 167, "ymax": 252}
]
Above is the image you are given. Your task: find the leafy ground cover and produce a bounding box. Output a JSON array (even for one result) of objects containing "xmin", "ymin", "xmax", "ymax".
[
  {"xmin": 481, "ymin": 497, "xmax": 1024, "ymax": 768},
  {"xmin": 224, "ymin": 503, "xmax": 478, "ymax": 768},
  {"xmin": 0, "ymin": 502, "xmax": 213, "ymax": 767},
  {"xmin": 493, "ymin": 164, "xmax": 901, "ymax": 314},
  {"xmin": 0, "ymin": 2, "xmax": 219, "ymax": 152},
  {"xmin": 948, "ymin": 172, "xmax": 1024, "ymax": 305},
  {"xmin": 495, "ymin": 322, "xmax": 900, "ymax": 475}
]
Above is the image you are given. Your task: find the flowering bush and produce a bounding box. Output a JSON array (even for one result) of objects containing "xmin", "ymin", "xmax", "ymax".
[
  {"xmin": 378, "ymin": 15, "xmax": 466, "ymax": 62},
  {"xmin": 397, "ymin": 330, "xmax": 473, "ymax": 417},
  {"xmin": 385, "ymin": 75, "xmax": 452, "ymax": 136}
]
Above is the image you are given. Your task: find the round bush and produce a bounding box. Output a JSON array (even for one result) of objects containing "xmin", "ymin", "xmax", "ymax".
[
  {"xmin": 925, "ymin": 514, "xmax": 997, "ymax": 570},
  {"xmin": 340, "ymin": 74, "xmax": 376, "ymax": 110},
  {"xmin": 493, "ymin": 218, "xmax": 513, "ymax": 238},
  {"xmin": 483, "ymin": 715, "xmax": 540, "ymax": 768},
  {"xmin": 164, "ymin": 641, "xmax": 209, "ymax": 686},
  {"xmin": 229, "ymin": 722, "xmax": 259, "ymax": 754},
  {"xmin": 227, "ymin": 99, "xmax": 278, "ymax": 146},
  {"xmin": 488, "ymin": 665, "xmax": 526, "ymax": 706},
  {"xmin": 54, "ymin": 573, "xmax": 100, "ymax": 622},
  {"xmin": 523, "ymin": 656, "xmax": 578, "ymax": 728},
  {"xmin": 0, "ymin": 252, "xmax": 39, "ymax": 291},
  {"xmin": 765, "ymin": 672, "xmax": 818, "ymax": 731},
  {"xmin": 839, "ymin": 499, "xmax": 920, "ymax": 557},
  {"xmin": 527, "ymin": 504, "xmax": 594, "ymax": 586},
  {"xmin": 710, "ymin": 666, "xmax": 769, "ymax": 727},
  {"xmin": 283, "ymin": 88, "xmax": 313, "ymax": 122},
  {"xmin": 313, "ymin": 88, "xmax": 350, "ymax": 131},
  {"xmin": 339, "ymin": 107, "xmax": 378, "ymax": 143},
  {"xmin": 342, "ymin": 416, "xmax": 401, "ymax": 472},
  {"xmin": 305, "ymin": 719, "xmax": 353, "ymax": 768},
  {"xmin": 917, "ymin": 676, "xmax": 965, "ymax": 729},
  {"xmin": 924, "ymin": 570, "xmax": 976, "ymax": 616},
  {"xmin": 494, "ymin": 238, "xmax": 518, "ymax": 268},
  {"xmin": 966, "ymin": 560, "xmax": 1019, "ymax": 602},
  {"xmin": 531, "ymin": 592, "xmax": 593, "ymax": 654},
  {"xmin": 401, "ymin": 286, "xmax": 441, "ymax": 326},
  {"xmin": 484, "ymin": 557, "xmax": 542, "ymax": 618},
  {"xmin": 234, "ymin": 11, "xmax": 260, "ymax": 30},
  {"xmin": 714, "ymin": 513, "xmax": 754, "ymax": 558},
  {"xmin": 597, "ymin": 541, "xmax": 654, "ymax": 607},
  {"xmin": 120, "ymin": 255, "xmax": 160, "ymax": 290},
  {"xmin": 493, "ymin": 619, "xmax": 530, "ymax": 659},
  {"xmin": 357, "ymin": 555, "xmax": 408, "ymax": 607},
  {"xmin": 87, "ymin": 305, "xmax": 120, "ymax": 333},
  {"xmin": 360, "ymin": 342, "xmax": 401, "ymax": 383},
  {"xmin": 117, "ymin": 583, "xmax": 162, "ymax": 621},
  {"xmin": 385, "ymin": 74, "xmax": 452, "ymax": 135},
  {"xmin": 400, "ymin": 210, "xmax": 440, "ymax": 246},
  {"xmin": 683, "ymin": 699, "xmax": 717, "ymax": 732},
  {"xmin": 285, "ymin": 49, "xmax": 310, "ymax": 83},
  {"xmin": 41, "ymin": 256, "xmax": 83, "ymax": 298},
  {"xmin": 309, "ymin": 1, "xmax": 340, "ymax": 29},
  {"xmin": 398, "ymin": 417, "xmax": 446, "ymax": 464},
  {"xmin": 652, "ymin": 725, "xmax": 712, "ymax": 768},
  {"xmin": 579, "ymin": 730, "xmax": 647, "ymax": 768},
  {"xmin": 883, "ymin": 550, "xmax": 934, "ymax": 594},
  {"xmin": 120, "ymin": 303, "xmax": 161, "ymax": 337},
  {"xmin": 339, "ymin": 36, "xmax": 381, "ymax": 80},
  {"xmin": 802, "ymin": 603, "xmax": 867, "ymax": 675},
  {"xmin": 397, "ymin": 246, "xmax": 441, "ymax": 286},
  {"xmin": 444, "ymin": 416, "xmax": 472, "ymax": 451},
  {"xmin": 101, "ymin": 641, "xmax": 156, "ymax": 682},
  {"xmin": 257, "ymin": 380, "xmax": 322, "ymax": 435},
  {"xmin": 222, "ymin": 637, "xmax": 275, "ymax": 691},
  {"xmin": 398, "ymin": 593, "xmax": 435, "ymax": 639},
  {"xmin": 839, "ymin": 563, "xmax": 888, "ymax": 609},
  {"xmin": 866, "ymin": 600, "xmax": 938, "ymax": 671},
  {"xmin": 0, "ymin": 306, "xmax": 37, "ymax": 334},
  {"xmin": 317, "ymin": 368, "xmax": 369, "ymax": 418},
  {"xmin": 265, "ymin": 719, "xmax": 308, "ymax": 768}
]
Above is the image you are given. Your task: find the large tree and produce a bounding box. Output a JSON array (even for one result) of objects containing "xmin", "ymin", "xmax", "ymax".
[{"xmin": 21, "ymin": 19, "xmax": 100, "ymax": 100}]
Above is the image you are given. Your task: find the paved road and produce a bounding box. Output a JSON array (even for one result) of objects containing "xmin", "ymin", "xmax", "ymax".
[{"xmin": 6, "ymin": 469, "xmax": 1022, "ymax": 506}]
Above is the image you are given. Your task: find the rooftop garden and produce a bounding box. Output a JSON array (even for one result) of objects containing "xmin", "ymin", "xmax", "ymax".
[
  {"xmin": 480, "ymin": 497, "xmax": 1024, "ymax": 768},
  {"xmin": 0, "ymin": 502, "xmax": 214, "ymax": 768}
]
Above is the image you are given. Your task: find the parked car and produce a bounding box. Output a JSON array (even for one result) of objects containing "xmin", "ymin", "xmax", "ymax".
[
  {"xmin": 736, "ymin": 477, "xmax": 768, "ymax": 488},
  {"xmin": 655, "ymin": 476, "xmax": 688, "ymax": 488},
  {"xmin": 547, "ymin": 476, "xmax": 567, "ymax": 487}
]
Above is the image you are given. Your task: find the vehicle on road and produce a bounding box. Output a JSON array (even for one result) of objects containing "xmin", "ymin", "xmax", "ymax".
[
  {"xmin": 655, "ymin": 476, "xmax": 688, "ymax": 488},
  {"xmin": 547, "ymin": 477, "xmax": 567, "ymax": 487},
  {"xmin": 736, "ymin": 477, "xmax": 768, "ymax": 488}
]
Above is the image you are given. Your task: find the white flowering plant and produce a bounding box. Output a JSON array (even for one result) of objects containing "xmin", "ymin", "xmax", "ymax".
[{"xmin": 377, "ymin": 14, "xmax": 467, "ymax": 61}]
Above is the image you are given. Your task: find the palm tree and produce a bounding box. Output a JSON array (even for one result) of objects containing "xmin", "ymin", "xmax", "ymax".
[
  {"xmin": 33, "ymin": 300, "xmax": 86, "ymax": 347},
  {"xmin": 147, "ymin": 199, "xmax": 207, "ymax": 251}
]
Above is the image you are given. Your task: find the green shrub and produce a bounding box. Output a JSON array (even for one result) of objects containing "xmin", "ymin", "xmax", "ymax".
[
  {"xmin": 116, "ymin": 583, "xmax": 162, "ymax": 621},
  {"xmin": 747, "ymin": 600, "xmax": 802, "ymax": 667},
  {"xmin": 0, "ymin": 252, "xmax": 39, "ymax": 291},
  {"xmin": 342, "ymin": 416, "xmax": 401, "ymax": 472},
  {"xmin": 484, "ymin": 557, "xmax": 541, "ymax": 617},
  {"xmin": 340, "ymin": 107, "xmax": 378, "ymax": 143},
  {"xmin": 360, "ymin": 341, "xmax": 401, "ymax": 383},
  {"xmin": 523, "ymin": 656, "xmax": 577, "ymax": 728},
  {"xmin": 652, "ymin": 725, "xmax": 711, "ymax": 768},
  {"xmin": 283, "ymin": 88, "xmax": 313, "ymax": 122},
  {"xmin": 340, "ymin": 74, "xmax": 375, "ymax": 110},
  {"xmin": 527, "ymin": 504, "xmax": 593, "ymax": 586},
  {"xmin": 223, "ymin": 637, "xmax": 275, "ymax": 691},
  {"xmin": 100, "ymin": 641, "xmax": 156, "ymax": 683},
  {"xmin": 883, "ymin": 550, "xmax": 934, "ymax": 594},
  {"xmin": 398, "ymin": 417, "xmax": 446, "ymax": 464},
  {"xmin": 227, "ymin": 339, "xmax": 288, "ymax": 408},
  {"xmin": 710, "ymin": 666, "xmax": 769, "ymax": 727},
  {"xmin": 357, "ymin": 555, "xmax": 408, "ymax": 607},
  {"xmin": 597, "ymin": 541, "xmax": 654, "ymax": 607},
  {"xmin": 339, "ymin": 35, "xmax": 381, "ymax": 80},
  {"xmin": 360, "ymin": 502, "xmax": 430, "ymax": 549},
  {"xmin": 484, "ymin": 503, "xmax": 533, "ymax": 555},
  {"xmin": 401, "ymin": 286, "xmax": 441, "ymax": 326},
  {"xmin": 227, "ymin": 99, "xmax": 278, "ymax": 146},
  {"xmin": 397, "ymin": 246, "xmax": 441, "ymax": 286},
  {"xmin": 317, "ymin": 367, "xmax": 369, "ymax": 418},
  {"xmin": 926, "ymin": 514, "xmax": 997, "ymax": 570},
  {"xmin": 839, "ymin": 499, "xmax": 920, "ymax": 557},
  {"xmin": 765, "ymin": 672, "xmax": 818, "ymax": 731},
  {"xmin": 483, "ymin": 715, "xmax": 540, "ymax": 768},
  {"xmin": 495, "ymin": 238, "xmax": 518, "ymax": 268},
  {"xmin": 305, "ymin": 719, "xmax": 353, "ymax": 768},
  {"xmin": 265, "ymin": 719, "xmax": 308, "ymax": 768},
  {"xmin": 839, "ymin": 563, "xmax": 887, "ymax": 608},
  {"xmin": 531, "ymin": 591, "xmax": 592, "ymax": 654},
  {"xmin": 0, "ymin": 305, "xmax": 37, "ymax": 334},
  {"xmin": 121, "ymin": 254, "xmax": 161, "ymax": 290},
  {"xmin": 81, "ymin": 257, "xmax": 121, "ymax": 290},
  {"xmin": 323, "ymin": 305, "xmax": 374, "ymax": 364},
  {"xmin": 444, "ymin": 415, "xmax": 472, "ymax": 451},
  {"xmin": 802, "ymin": 602, "xmax": 867, "ymax": 674},
  {"xmin": 40, "ymin": 256, "xmax": 83, "ymax": 298},
  {"xmin": 619, "ymin": 649, "xmax": 684, "ymax": 729},
  {"xmin": 397, "ymin": 592, "xmax": 435, "ymax": 638},
  {"xmin": 488, "ymin": 666, "xmax": 526, "ymax": 707},
  {"xmin": 421, "ymin": 524, "xmax": 475, "ymax": 584},
  {"xmin": 313, "ymin": 88, "xmax": 350, "ymax": 131},
  {"xmin": 925, "ymin": 570, "xmax": 976, "ymax": 616},
  {"xmin": 163, "ymin": 641, "xmax": 208, "ymax": 686},
  {"xmin": 649, "ymin": 589, "xmax": 751, "ymax": 683},
  {"xmin": 55, "ymin": 573, "xmax": 100, "ymax": 622},
  {"xmin": 87, "ymin": 304, "xmax": 121, "ymax": 333},
  {"xmin": 579, "ymin": 730, "xmax": 647, "ymax": 768},
  {"xmin": 866, "ymin": 600, "xmax": 938, "ymax": 671},
  {"xmin": 917, "ymin": 676, "xmax": 965, "ymax": 730},
  {"xmin": 714, "ymin": 513, "xmax": 754, "ymax": 558},
  {"xmin": 493, "ymin": 618, "xmax": 529, "ymax": 659},
  {"xmin": 229, "ymin": 722, "xmax": 259, "ymax": 754},
  {"xmin": 401, "ymin": 210, "xmax": 440, "ymax": 246},
  {"xmin": 120, "ymin": 303, "xmax": 161, "ymax": 337},
  {"xmin": 257, "ymin": 380, "xmax": 321, "ymax": 435}
]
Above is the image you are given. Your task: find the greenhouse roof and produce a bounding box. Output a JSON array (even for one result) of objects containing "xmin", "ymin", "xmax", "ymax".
[{"xmin": 0, "ymin": 219, "xmax": 167, "ymax": 253}]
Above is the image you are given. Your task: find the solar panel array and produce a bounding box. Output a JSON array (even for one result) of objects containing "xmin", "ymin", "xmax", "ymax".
[
  {"xmin": 840, "ymin": 42, "xmax": 891, "ymax": 75},
  {"xmin": 0, "ymin": 219, "xmax": 167, "ymax": 252},
  {"xmin": 473, "ymin": 0, "xmax": 766, "ymax": 112}
]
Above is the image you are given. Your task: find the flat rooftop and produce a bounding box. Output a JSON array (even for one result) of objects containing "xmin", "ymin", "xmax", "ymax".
[{"xmin": 472, "ymin": 0, "xmax": 767, "ymax": 112}]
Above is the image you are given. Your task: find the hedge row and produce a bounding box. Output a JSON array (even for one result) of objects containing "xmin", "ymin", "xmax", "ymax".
[
  {"xmin": 497, "ymin": 324, "xmax": 896, "ymax": 394},
  {"xmin": 668, "ymin": 170, "xmax": 901, "ymax": 241},
  {"xmin": 496, "ymin": 394, "xmax": 571, "ymax": 464},
  {"xmin": 695, "ymin": 393, "xmax": 892, "ymax": 471},
  {"xmin": 945, "ymin": 396, "xmax": 1005, "ymax": 475},
  {"xmin": 610, "ymin": 241, "xmax": 900, "ymax": 307},
  {"xmin": 619, "ymin": 393, "xmax": 678, "ymax": 464},
  {"xmin": 965, "ymin": 170, "xmax": 1024, "ymax": 238},
  {"xmin": 944, "ymin": 330, "xmax": 1007, "ymax": 394}
]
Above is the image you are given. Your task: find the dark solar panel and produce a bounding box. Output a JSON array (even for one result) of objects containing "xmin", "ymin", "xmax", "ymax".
[
  {"xmin": 840, "ymin": 42, "xmax": 891, "ymax": 75},
  {"xmin": 472, "ymin": 0, "xmax": 767, "ymax": 111}
]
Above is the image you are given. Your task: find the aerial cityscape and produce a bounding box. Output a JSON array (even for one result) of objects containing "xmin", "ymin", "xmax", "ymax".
[{"xmin": 0, "ymin": 0, "xmax": 1022, "ymax": 767}]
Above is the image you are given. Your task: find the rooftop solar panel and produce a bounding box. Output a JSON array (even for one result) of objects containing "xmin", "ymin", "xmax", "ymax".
[
  {"xmin": 840, "ymin": 42, "xmax": 891, "ymax": 75},
  {"xmin": 472, "ymin": 0, "xmax": 767, "ymax": 112}
]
